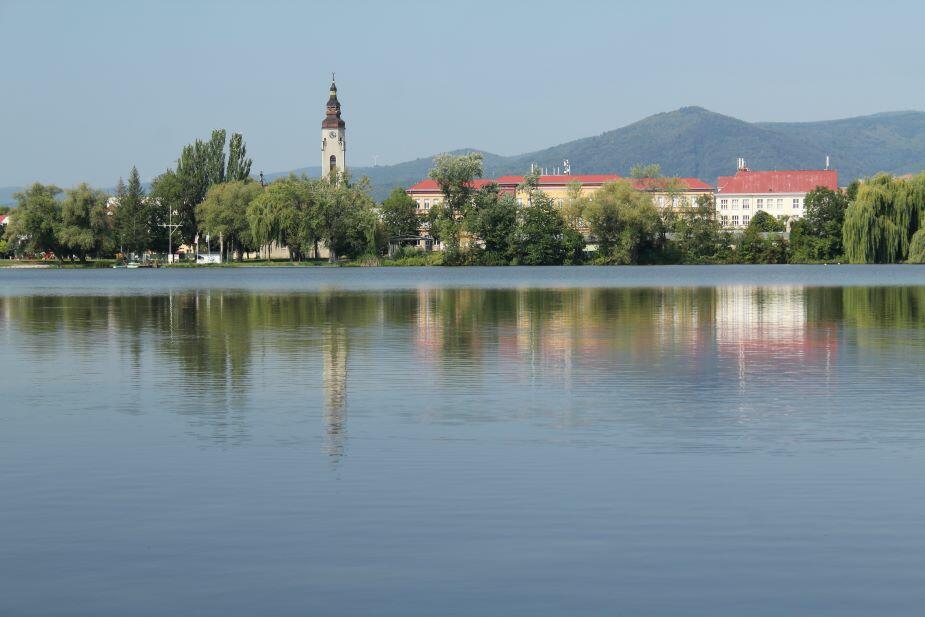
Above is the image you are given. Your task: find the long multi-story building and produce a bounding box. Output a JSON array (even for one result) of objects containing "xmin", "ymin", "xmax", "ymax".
[
  {"xmin": 715, "ymin": 162, "xmax": 838, "ymax": 228},
  {"xmin": 406, "ymin": 174, "xmax": 712, "ymax": 218},
  {"xmin": 406, "ymin": 161, "xmax": 839, "ymax": 237}
]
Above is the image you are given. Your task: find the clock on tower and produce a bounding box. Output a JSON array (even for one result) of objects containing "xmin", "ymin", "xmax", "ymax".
[{"xmin": 321, "ymin": 76, "xmax": 346, "ymax": 179}]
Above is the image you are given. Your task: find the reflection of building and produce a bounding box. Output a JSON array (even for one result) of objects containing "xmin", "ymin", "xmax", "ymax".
[
  {"xmin": 715, "ymin": 286, "xmax": 837, "ymax": 383},
  {"xmin": 322, "ymin": 324, "xmax": 347, "ymax": 460},
  {"xmin": 716, "ymin": 161, "xmax": 838, "ymax": 228}
]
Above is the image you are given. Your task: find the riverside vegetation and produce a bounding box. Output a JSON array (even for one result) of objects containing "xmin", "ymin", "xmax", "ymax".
[{"xmin": 3, "ymin": 133, "xmax": 925, "ymax": 265}]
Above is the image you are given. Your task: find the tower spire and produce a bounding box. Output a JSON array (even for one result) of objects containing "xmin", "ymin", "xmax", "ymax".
[{"xmin": 321, "ymin": 76, "xmax": 346, "ymax": 178}]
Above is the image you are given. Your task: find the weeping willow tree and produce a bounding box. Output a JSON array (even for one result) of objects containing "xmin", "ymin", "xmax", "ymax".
[
  {"xmin": 909, "ymin": 230, "xmax": 925, "ymax": 263},
  {"xmin": 843, "ymin": 173, "xmax": 925, "ymax": 263}
]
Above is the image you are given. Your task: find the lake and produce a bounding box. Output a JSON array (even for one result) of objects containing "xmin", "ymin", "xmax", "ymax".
[{"xmin": 2, "ymin": 266, "xmax": 925, "ymax": 616}]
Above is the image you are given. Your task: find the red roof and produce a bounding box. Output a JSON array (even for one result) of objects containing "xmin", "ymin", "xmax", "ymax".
[
  {"xmin": 406, "ymin": 178, "xmax": 496, "ymax": 193},
  {"xmin": 495, "ymin": 174, "xmax": 622, "ymax": 186},
  {"xmin": 0, "ymin": 214, "xmax": 8, "ymax": 225},
  {"xmin": 717, "ymin": 170, "xmax": 838, "ymax": 194},
  {"xmin": 630, "ymin": 177, "xmax": 712, "ymax": 191},
  {"xmin": 407, "ymin": 174, "xmax": 712, "ymax": 192}
]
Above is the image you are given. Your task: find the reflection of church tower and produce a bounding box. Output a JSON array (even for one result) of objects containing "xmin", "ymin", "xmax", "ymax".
[
  {"xmin": 322, "ymin": 324, "xmax": 348, "ymax": 460},
  {"xmin": 321, "ymin": 76, "xmax": 347, "ymax": 178}
]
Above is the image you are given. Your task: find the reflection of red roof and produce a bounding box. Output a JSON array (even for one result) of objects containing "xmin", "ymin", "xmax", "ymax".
[
  {"xmin": 717, "ymin": 170, "xmax": 837, "ymax": 194},
  {"xmin": 406, "ymin": 179, "xmax": 496, "ymax": 193}
]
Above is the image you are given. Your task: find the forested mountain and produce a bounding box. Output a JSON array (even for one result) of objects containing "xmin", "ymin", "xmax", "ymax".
[
  {"xmin": 4, "ymin": 108, "xmax": 924, "ymax": 205},
  {"xmin": 301, "ymin": 107, "xmax": 925, "ymax": 200}
]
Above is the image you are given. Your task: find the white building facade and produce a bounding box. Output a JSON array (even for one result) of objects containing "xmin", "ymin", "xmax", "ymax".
[{"xmin": 716, "ymin": 163, "xmax": 838, "ymax": 229}]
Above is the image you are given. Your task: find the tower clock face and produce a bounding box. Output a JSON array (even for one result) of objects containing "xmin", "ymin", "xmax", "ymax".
[{"xmin": 329, "ymin": 131, "xmax": 336, "ymax": 138}]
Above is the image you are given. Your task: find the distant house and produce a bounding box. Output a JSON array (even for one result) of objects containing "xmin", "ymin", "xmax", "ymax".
[
  {"xmin": 716, "ymin": 160, "xmax": 838, "ymax": 229},
  {"xmin": 0, "ymin": 214, "xmax": 9, "ymax": 228}
]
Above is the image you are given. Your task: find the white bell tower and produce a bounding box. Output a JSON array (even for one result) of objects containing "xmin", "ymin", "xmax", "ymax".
[{"xmin": 321, "ymin": 75, "xmax": 346, "ymax": 178}]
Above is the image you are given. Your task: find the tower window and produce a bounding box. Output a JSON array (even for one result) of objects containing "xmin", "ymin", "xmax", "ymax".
[{"xmin": 329, "ymin": 155, "xmax": 337, "ymax": 174}]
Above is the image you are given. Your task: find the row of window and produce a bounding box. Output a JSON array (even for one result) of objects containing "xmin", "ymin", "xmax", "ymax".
[
  {"xmin": 719, "ymin": 197, "xmax": 802, "ymax": 210},
  {"xmin": 720, "ymin": 214, "xmax": 789, "ymax": 226}
]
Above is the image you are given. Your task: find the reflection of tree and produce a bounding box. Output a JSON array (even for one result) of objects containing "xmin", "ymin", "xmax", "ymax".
[{"xmin": 4, "ymin": 284, "xmax": 924, "ymax": 448}]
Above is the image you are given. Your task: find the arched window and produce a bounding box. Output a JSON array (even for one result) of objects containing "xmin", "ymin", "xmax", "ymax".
[{"xmin": 329, "ymin": 155, "xmax": 337, "ymax": 174}]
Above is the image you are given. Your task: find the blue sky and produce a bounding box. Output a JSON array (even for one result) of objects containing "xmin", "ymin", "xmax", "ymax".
[{"xmin": 2, "ymin": 0, "xmax": 924, "ymax": 187}]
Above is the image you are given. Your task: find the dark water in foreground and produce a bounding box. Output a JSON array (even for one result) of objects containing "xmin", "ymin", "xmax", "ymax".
[{"xmin": 2, "ymin": 266, "xmax": 925, "ymax": 616}]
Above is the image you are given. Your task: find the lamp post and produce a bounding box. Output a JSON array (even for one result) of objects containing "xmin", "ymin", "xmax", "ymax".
[{"xmin": 160, "ymin": 204, "xmax": 181, "ymax": 264}]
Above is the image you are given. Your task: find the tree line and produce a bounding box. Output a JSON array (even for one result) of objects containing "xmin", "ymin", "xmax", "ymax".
[
  {"xmin": 1, "ymin": 130, "xmax": 401, "ymax": 262},
  {"xmin": 4, "ymin": 144, "xmax": 925, "ymax": 265},
  {"xmin": 412, "ymin": 153, "xmax": 925, "ymax": 265}
]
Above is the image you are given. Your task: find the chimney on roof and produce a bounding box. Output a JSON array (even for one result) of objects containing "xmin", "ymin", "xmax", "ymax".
[
  {"xmin": 825, "ymin": 155, "xmax": 830, "ymax": 171},
  {"xmin": 737, "ymin": 157, "xmax": 748, "ymax": 172}
]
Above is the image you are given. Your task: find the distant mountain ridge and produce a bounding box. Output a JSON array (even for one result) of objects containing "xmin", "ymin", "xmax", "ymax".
[
  {"xmin": 4, "ymin": 107, "xmax": 924, "ymax": 205},
  {"xmin": 280, "ymin": 107, "xmax": 925, "ymax": 200}
]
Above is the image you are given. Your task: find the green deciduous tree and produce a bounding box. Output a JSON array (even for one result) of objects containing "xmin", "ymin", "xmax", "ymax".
[
  {"xmin": 197, "ymin": 181, "xmax": 262, "ymax": 261},
  {"xmin": 585, "ymin": 181, "xmax": 663, "ymax": 264},
  {"xmin": 908, "ymin": 229, "xmax": 925, "ymax": 263},
  {"xmin": 669, "ymin": 195, "xmax": 730, "ymax": 264},
  {"xmin": 154, "ymin": 129, "xmax": 254, "ymax": 244},
  {"xmin": 630, "ymin": 163, "xmax": 661, "ymax": 179},
  {"xmin": 736, "ymin": 227, "xmax": 789, "ymax": 264},
  {"xmin": 514, "ymin": 193, "xmax": 569, "ymax": 265},
  {"xmin": 247, "ymin": 189, "xmax": 283, "ymax": 261},
  {"xmin": 5, "ymin": 184, "xmax": 64, "ymax": 258},
  {"xmin": 379, "ymin": 188, "xmax": 421, "ymax": 239},
  {"xmin": 59, "ymin": 184, "xmax": 113, "ymax": 260},
  {"xmin": 790, "ymin": 187, "xmax": 849, "ymax": 262},
  {"xmin": 467, "ymin": 184, "xmax": 517, "ymax": 263},
  {"xmin": 748, "ymin": 210, "xmax": 786, "ymax": 232},
  {"xmin": 843, "ymin": 174, "xmax": 925, "ymax": 263},
  {"xmin": 427, "ymin": 152, "xmax": 483, "ymax": 258}
]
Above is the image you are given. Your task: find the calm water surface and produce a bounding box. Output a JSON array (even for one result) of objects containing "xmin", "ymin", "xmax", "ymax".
[{"xmin": 2, "ymin": 266, "xmax": 925, "ymax": 616}]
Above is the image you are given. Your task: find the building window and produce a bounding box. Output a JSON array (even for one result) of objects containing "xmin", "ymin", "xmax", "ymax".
[
  {"xmin": 556, "ymin": 199, "xmax": 563, "ymax": 208},
  {"xmin": 793, "ymin": 198, "xmax": 801, "ymax": 209},
  {"xmin": 720, "ymin": 199, "xmax": 728, "ymax": 210},
  {"xmin": 742, "ymin": 214, "xmax": 750, "ymax": 225},
  {"xmin": 742, "ymin": 198, "xmax": 750, "ymax": 210},
  {"xmin": 517, "ymin": 198, "xmax": 523, "ymax": 206},
  {"xmin": 424, "ymin": 200, "xmax": 430, "ymax": 210},
  {"xmin": 732, "ymin": 215, "xmax": 739, "ymax": 226},
  {"xmin": 777, "ymin": 198, "xmax": 783, "ymax": 209},
  {"xmin": 757, "ymin": 198, "xmax": 764, "ymax": 209},
  {"xmin": 732, "ymin": 199, "xmax": 739, "ymax": 208},
  {"xmin": 721, "ymin": 215, "xmax": 728, "ymax": 225}
]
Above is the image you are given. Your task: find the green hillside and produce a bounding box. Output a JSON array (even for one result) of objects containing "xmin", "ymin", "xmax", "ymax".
[
  {"xmin": 5, "ymin": 108, "xmax": 925, "ymax": 204},
  {"xmin": 339, "ymin": 107, "xmax": 925, "ymax": 200}
]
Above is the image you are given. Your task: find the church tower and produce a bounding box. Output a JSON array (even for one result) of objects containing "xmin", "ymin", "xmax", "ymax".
[{"xmin": 321, "ymin": 76, "xmax": 346, "ymax": 178}]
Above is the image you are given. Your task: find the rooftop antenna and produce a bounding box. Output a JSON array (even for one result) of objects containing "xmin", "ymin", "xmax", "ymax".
[{"xmin": 563, "ymin": 159, "xmax": 571, "ymax": 175}]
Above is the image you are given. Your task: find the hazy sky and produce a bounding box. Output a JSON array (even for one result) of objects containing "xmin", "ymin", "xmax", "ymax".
[{"xmin": 2, "ymin": 0, "xmax": 924, "ymax": 187}]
